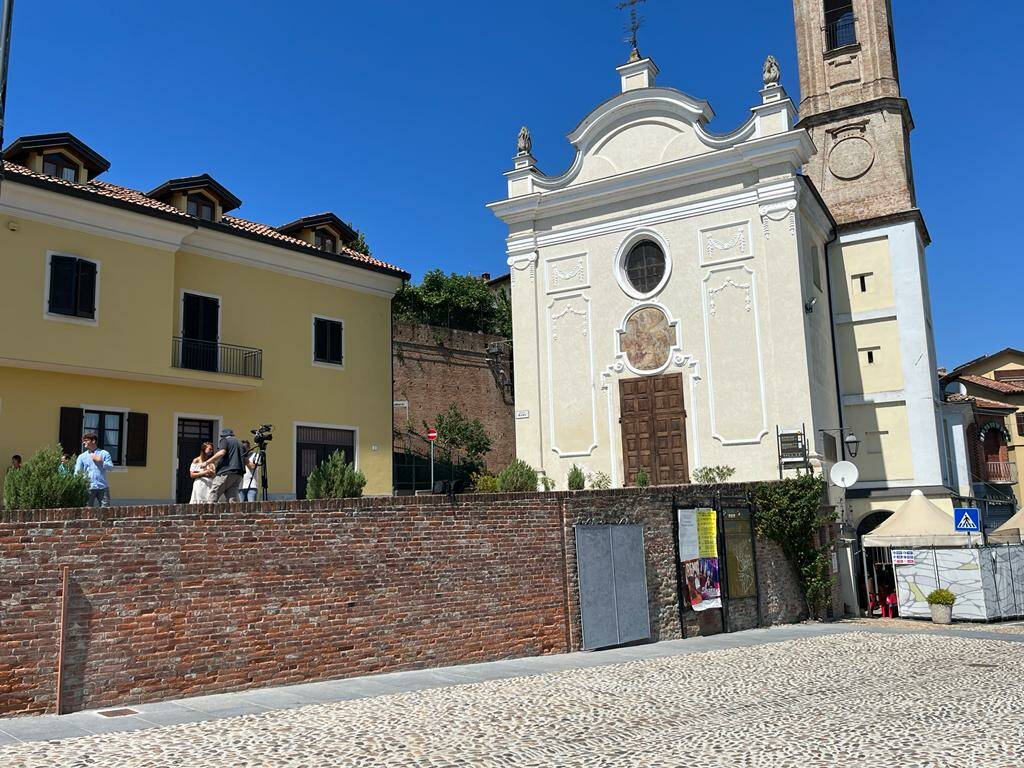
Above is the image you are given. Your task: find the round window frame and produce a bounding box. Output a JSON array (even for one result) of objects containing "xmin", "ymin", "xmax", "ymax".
[{"xmin": 614, "ymin": 229, "xmax": 672, "ymax": 300}]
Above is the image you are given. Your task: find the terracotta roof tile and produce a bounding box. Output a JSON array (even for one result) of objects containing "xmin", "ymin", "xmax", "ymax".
[
  {"xmin": 944, "ymin": 392, "xmax": 1018, "ymax": 410},
  {"xmin": 2, "ymin": 162, "xmax": 407, "ymax": 277},
  {"xmin": 958, "ymin": 374, "xmax": 1024, "ymax": 395}
]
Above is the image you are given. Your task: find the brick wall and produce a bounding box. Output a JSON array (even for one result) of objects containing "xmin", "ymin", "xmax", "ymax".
[
  {"xmin": 0, "ymin": 485, "xmax": 809, "ymax": 716},
  {"xmin": 393, "ymin": 323, "xmax": 515, "ymax": 474}
]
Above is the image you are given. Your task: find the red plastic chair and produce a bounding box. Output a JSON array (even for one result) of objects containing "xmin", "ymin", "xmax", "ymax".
[
  {"xmin": 884, "ymin": 592, "xmax": 899, "ymax": 618},
  {"xmin": 867, "ymin": 592, "xmax": 881, "ymax": 617}
]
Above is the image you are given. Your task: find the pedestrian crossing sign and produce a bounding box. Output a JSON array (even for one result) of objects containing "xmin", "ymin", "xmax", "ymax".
[{"xmin": 954, "ymin": 507, "xmax": 980, "ymax": 533}]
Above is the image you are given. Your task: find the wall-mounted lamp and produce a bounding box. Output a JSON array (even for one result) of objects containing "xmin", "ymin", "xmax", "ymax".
[{"xmin": 804, "ymin": 296, "xmax": 817, "ymax": 314}]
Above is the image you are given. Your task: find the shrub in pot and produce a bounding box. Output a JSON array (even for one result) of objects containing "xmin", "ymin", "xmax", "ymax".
[
  {"xmin": 926, "ymin": 587, "xmax": 955, "ymax": 625},
  {"xmin": 567, "ymin": 464, "xmax": 585, "ymax": 491}
]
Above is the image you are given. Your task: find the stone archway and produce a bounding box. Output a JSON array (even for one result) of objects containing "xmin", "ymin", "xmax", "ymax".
[{"xmin": 854, "ymin": 510, "xmax": 894, "ymax": 612}]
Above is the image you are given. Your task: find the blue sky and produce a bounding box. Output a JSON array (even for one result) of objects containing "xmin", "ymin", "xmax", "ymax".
[{"xmin": 3, "ymin": 1, "xmax": 1015, "ymax": 367}]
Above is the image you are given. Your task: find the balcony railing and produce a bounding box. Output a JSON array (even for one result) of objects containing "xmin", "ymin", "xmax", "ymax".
[
  {"xmin": 171, "ymin": 337, "xmax": 262, "ymax": 379},
  {"xmin": 985, "ymin": 461, "xmax": 1019, "ymax": 485},
  {"xmin": 825, "ymin": 9, "xmax": 857, "ymax": 51}
]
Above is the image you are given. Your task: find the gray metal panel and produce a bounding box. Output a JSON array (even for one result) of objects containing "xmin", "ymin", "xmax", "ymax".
[
  {"xmin": 611, "ymin": 525, "xmax": 651, "ymax": 645},
  {"xmin": 576, "ymin": 525, "xmax": 619, "ymax": 651},
  {"xmin": 575, "ymin": 524, "xmax": 651, "ymax": 651}
]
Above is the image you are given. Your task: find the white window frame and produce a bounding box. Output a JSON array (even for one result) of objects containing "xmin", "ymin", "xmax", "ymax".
[
  {"xmin": 613, "ymin": 229, "xmax": 672, "ymax": 300},
  {"xmin": 170, "ymin": 412, "xmax": 223, "ymax": 500},
  {"xmin": 311, "ymin": 314, "xmax": 346, "ymax": 370},
  {"xmin": 80, "ymin": 403, "xmax": 130, "ymax": 471},
  {"xmin": 292, "ymin": 420, "xmax": 360, "ymax": 496},
  {"xmin": 44, "ymin": 251, "xmax": 101, "ymax": 326}
]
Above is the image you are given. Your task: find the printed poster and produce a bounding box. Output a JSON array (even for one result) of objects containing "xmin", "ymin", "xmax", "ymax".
[{"xmin": 679, "ymin": 508, "xmax": 721, "ymax": 611}]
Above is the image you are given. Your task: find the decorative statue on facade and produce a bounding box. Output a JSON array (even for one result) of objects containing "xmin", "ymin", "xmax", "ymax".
[
  {"xmin": 517, "ymin": 125, "xmax": 532, "ymax": 156},
  {"xmin": 762, "ymin": 55, "xmax": 780, "ymax": 87}
]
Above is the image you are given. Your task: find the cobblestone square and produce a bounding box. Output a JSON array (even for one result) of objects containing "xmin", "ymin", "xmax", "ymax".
[{"xmin": 1, "ymin": 631, "xmax": 1022, "ymax": 767}]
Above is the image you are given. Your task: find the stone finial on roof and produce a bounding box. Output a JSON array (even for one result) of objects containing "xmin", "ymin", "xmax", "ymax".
[
  {"xmin": 763, "ymin": 55, "xmax": 780, "ymax": 87},
  {"xmin": 516, "ymin": 126, "xmax": 532, "ymax": 156}
]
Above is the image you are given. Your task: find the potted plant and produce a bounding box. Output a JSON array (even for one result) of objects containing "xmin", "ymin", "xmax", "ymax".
[{"xmin": 926, "ymin": 588, "xmax": 955, "ymax": 625}]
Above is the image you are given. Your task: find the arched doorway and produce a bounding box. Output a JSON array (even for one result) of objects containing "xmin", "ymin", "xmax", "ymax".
[{"xmin": 854, "ymin": 510, "xmax": 893, "ymax": 613}]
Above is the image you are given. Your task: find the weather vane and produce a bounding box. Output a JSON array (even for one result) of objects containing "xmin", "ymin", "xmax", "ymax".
[{"xmin": 617, "ymin": 0, "xmax": 647, "ymax": 62}]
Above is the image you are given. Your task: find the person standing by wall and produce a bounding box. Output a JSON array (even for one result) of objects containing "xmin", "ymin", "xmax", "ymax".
[
  {"xmin": 9, "ymin": 454, "xmax": 21, "ymax": 471},
  {"xmin": 240, "ymin": 439, "xmax": 263, "ymax": 502},
  {"xmin": 208, "ymin": 428, "xmax": 244, "ymax": 502},
  {"xmin": 189, "ymin": 441, "xmax": 216, "ymax": 503},
  {"xmin": 75, "ymin": 432, "xmax": 113, "ymax": 507}
]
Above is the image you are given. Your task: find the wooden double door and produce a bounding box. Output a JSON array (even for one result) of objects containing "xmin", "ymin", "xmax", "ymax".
[{"xmin": 619, "ymin": 373, "xmax": 689, "ymax": 486}]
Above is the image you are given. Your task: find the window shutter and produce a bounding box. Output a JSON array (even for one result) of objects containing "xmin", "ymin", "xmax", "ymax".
[
  {"xmin": 125, "ymin": 412, "xmax": 149, "ymax": 466},
  {"xmin": 330, "ymin": 322, "xmax": 343, "ymax": 364},
  {"xmin": 58, "ymin": 407, "xmax": 84, "ymax": 457},
  {"xmin": 1017, "ymin": 411, "xmax": 1024, "ymax": 437},
  {"xmin": 76, "ymin": 260, "xmax": 97, "ymax": 318},
  {"xmin": 314, "ymin": 319, "xmax": 329, "ymax": 361},
  {"xmin": 48, "ymin": 255, "xmax": 77, "ymax": 315}
]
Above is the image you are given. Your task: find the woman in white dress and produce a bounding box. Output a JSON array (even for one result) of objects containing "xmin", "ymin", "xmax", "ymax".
[{"xmin": 189, "ymin": 441, "xmax": 216, "ymax": 503}]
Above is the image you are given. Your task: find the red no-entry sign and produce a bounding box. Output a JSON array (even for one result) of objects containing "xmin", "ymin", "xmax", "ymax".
[{"xmin": 426, "ymin": 428, "xmax": 437, "ymax": 442}]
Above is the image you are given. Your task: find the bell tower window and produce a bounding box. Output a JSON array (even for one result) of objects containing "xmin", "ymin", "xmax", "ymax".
[
  {"xmin": 42, "ymin": 152, "xmax": 80, "ymax": 182},
  {"xmin": 824, "ymin": 1, "xmax": 856, "ymax": 51}
]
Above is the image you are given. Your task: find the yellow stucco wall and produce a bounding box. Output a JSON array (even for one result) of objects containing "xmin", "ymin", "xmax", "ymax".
[
  {"xmin": 0, "ymin": 214, "xmax": 395, "ymax": 500},
  {"xmin": 836, "ymin": 318, "xmax": 904, "ymax": 394},
  {"xmin": 830, "ymin": 236, "xmax": 895, "ymax": 315},
  {"xmin": 844, "ymin": 402, "xmax": 913, "ymax": 483}
]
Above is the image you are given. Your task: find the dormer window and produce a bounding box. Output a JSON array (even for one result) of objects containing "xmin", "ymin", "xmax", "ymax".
[
  {"xmin": 42, "ymin": 152, "xmax": 80, "ymax": 182},
  {"xmin": 187, "ymin": 193, "xmax": 215, "ymax": 221},
  {"xmin": 315, "ymin": 229, "xmax": 337, "ymax": 253}
]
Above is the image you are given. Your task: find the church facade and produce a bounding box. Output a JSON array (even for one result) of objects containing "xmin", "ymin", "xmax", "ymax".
[
  {"xmin": 491, "ymin": 1, "xmax": 958, "ymax": 615},
  {"xmin": 488, "ymin": 58, "xmax": 839, "ymax": 490}
]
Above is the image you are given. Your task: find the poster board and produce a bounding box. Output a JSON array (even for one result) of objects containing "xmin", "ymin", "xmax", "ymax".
[{"xmin": 678, "ymin": 508, "xmax": 722, "ymax": 611}]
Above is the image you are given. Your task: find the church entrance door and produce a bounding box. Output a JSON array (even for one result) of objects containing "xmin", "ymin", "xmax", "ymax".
[{"xmin": 619, "ymin": 373, "xmax": 689, "ymax": 486}]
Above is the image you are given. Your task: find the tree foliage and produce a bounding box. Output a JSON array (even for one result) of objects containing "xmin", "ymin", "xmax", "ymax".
[
  {"xmin": 567, "ymin": 464, "xmax": 585, "ymax": 491},
  {"xmin": 304, "ymin": 451, "xmax": 366, "ymax": 500},
  {"xmin": 692, "ymin": 465, "xmax": 736, "ymax": 484},
  {"xmin": 430, "ymin": 404, "xmax": 492, "ymax": 465},
  {"xmin": 343, "ymin": 223, "xmax": 371, "ymax": 255},
  {"xmin": 393, "ymin": 269, "xmax": 509, "ymax": 336},
  {"xmin": 750, "ymin": 473, "xmax": 833, "ymax": 616},
  {"xmin": 3, "ymin": 444, "xmax": 88, "ymax": 512}
]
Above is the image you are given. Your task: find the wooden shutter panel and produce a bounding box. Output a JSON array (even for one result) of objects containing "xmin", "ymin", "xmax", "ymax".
[
  {"xmin": 76, "ymin": 260, "xmax": 97, "ymax": 318},
  {"xmin": 330, "ymin": 322, "xmax": 343, "ymax": 364},
  {"xmin": 1017, "ymin": 412, "xmax": 1024, "ymax": 437},
  {"xmin": 58, "ymin": 407, "xmax": 84, "ymax": 457},
  {"xmin": 125, "ymin": 412, "xmax": 149, "ymax": 466},
  {"xmin": 48, "ymin": 255, "xmax": 77, "ymax": 315},
  {"xmin": 314, "ymin": 319, "xmax": 329, "ymax": 361}
]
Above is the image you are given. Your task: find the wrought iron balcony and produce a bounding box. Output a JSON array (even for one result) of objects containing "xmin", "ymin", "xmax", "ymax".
[
  {"xmin": 171, "ymin": 337, "xmax": 262, "ymax": 378},
  {"xmin": 985, "ymin": 461, "xmax": 1018, "ymax": 485},
  {"xmin": 825, "ymin": 8, "xmax": 857, "ymax": 51}
]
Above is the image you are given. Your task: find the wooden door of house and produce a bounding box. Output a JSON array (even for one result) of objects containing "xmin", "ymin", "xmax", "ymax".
[
  {"xmin": 619, "ymin": 373, "xmax": 688, "ymax": 486},
  {"xmin": 181, "ymin": 293, "xmax": 220, "ymax": 372}
]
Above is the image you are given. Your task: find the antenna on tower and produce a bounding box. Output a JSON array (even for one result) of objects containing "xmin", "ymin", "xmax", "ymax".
[{"xmin": 616, "ymin": 0, "xmax": 646, "ymax": 62}]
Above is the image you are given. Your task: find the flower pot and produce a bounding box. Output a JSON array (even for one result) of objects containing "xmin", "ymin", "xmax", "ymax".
[{"xmin": 929, "ymin": 603, "xmax": 953, "ymax": 625}]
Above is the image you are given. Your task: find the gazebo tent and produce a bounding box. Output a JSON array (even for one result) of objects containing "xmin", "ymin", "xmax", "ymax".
[
  {"xmin": 861, "ymin": 490, "xmax": 971, "ymax": 548},
  {"xmin": 860, "ymin": 490, "xmax": 1024, "ymax": 620},
  {"xmin": 993, "ymin": 509, "xmax": 1024, "ymax": 542}
]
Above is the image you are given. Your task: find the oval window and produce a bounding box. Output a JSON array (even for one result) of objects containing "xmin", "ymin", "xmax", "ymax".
[{"xmin": 624, "ymin": 240, "xmax": 666, "ymax": 295}]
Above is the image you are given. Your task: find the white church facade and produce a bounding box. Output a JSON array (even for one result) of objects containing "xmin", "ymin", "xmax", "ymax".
[{"xmin": 489, "ymin": 58, "xmax": 840, "ymax": 490}]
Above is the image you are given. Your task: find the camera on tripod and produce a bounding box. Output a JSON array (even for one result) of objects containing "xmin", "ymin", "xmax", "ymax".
[{"xmin": 251, "ymin": 424, "xmax": 273, "ymax": 448}]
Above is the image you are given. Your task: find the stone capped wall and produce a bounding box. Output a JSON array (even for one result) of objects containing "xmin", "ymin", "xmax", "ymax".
[{"xmin": 0, "ymin": 485, "xmax": 808, "ymax": 716}]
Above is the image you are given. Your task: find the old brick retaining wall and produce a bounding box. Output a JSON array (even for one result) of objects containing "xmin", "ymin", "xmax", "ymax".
[{"xmin": 0, "ymin": 485, "xmax": 807, "ymax": 716}]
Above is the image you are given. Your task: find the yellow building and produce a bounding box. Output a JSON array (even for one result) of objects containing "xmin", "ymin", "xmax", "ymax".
[
  {"xmin": 941, "ymin": 348, "xmax": 1024, "ymax": 511},
  {"xmin": 0, "ymin": 132, "xmax": 408, "ymax": 502}
]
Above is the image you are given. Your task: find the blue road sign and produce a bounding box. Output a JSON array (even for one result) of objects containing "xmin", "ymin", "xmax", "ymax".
[{"xmin": 954, "ymin": 507, "xmax": 981, "ymax": 533}]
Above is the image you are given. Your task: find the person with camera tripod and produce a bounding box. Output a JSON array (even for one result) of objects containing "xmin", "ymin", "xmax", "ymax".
[{"xmin": 240, "ymin": 439, "xmax": 264, "ymax": 502}]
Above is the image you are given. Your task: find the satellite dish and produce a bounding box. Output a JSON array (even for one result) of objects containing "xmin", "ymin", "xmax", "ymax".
[{"xmin": 830, "ymin": 461, "xmax": 859, "ymax": 489}]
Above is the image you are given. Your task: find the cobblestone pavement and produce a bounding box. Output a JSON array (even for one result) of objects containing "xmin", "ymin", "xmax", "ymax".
[
  {"xmin": 2, "ymin": 632, "xmax": 1022, "ymax": 767},
  {"xmin": 843, "ymin": 616, "xmax": 1024, "ymax": 633}
]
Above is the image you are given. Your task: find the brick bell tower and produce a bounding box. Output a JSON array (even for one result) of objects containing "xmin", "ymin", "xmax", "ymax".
[{"xmin": 792, "ymin": 0, "xmax": 919, "ymax": 228}]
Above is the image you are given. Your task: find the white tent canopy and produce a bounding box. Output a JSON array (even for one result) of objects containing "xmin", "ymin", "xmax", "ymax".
[
  {"xmin": 993, "ymin": 508, "xmax": 1024, "ymax": 542},
  {"xmin": 862, "ymin": 490, "xmax": 972, "ymax": 548}
]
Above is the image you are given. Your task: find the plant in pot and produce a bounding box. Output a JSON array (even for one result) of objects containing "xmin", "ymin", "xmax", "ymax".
[{"xmin": 926, "ymin": 588, "xmax": 955, "ymax": 625}]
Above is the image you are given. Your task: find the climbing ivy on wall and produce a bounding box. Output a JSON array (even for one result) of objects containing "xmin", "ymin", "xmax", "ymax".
[{"xmin": 750, "ymin": 473, "xmax": 834, "ymax": 617}]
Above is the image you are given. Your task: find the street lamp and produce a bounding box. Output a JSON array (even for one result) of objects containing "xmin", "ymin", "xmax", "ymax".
[{"xmin": 819, "ymin": 428, "xmax": 861, "ymax": 460}]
